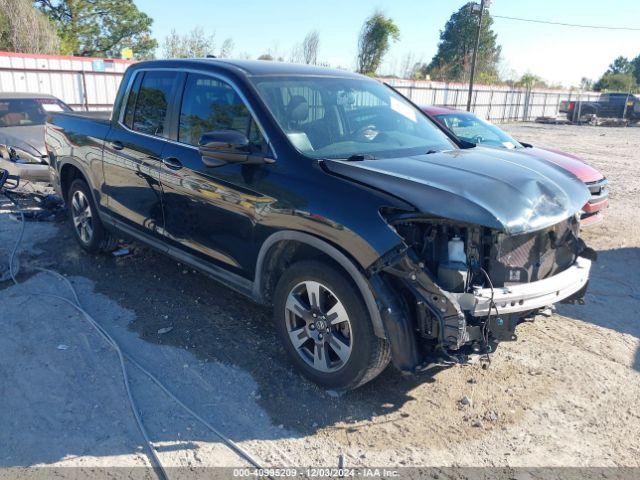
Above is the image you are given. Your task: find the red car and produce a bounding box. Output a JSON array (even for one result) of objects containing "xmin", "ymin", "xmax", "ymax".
[{"xmin": 422, "ymin": 106, "xmax": 608, "ymax": 226}]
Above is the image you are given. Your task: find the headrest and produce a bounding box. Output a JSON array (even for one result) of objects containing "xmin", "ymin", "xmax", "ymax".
[{"xmin": 286, "ymin": 95, "xmax": 309, "ymax": 123}]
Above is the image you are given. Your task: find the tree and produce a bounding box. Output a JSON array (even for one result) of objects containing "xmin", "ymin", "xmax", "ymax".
[
  {"xmin": 0, "ymin": 0, "xmax": 59, "ymax": 54},
  {"xmin": 257, "ymin": 53, "xmax": 274, "ymax": 61},
  {"xmin": 302, "ymin": 30, "xmax": 320, "ymax": 65},
  {"xmin": 606, "ymin": 56, "xmax": 633, "ymax": 75},
  {"xmin": 593, "ymin": 55, "xmax": 638, "ymax": 92},
  {"xmin": 419, "ymin": 2, "xmax": 501, "ymax": 82},
  {"xmin": 594, "ymin": 72, "xmax": 637, "ymax": 93},
  {"xmin": 516, "ymin": 72, "xmax": 547, "ymax": 89},
  {"xmin": 356, "ymin": 11, "xmax": 399, "ymax": 75},
  {"xmin": 35, "ymin": 0, "xmax": 157, "ymax": 58},
  {"xmin": 162, "ymin": 27, "xmax": 215, "ymax": 58},
  {"xmin": 218, "ymin": 38, "xmax": 234, "ymax": 58},
  {"xmin": 631, "ymin": 54, "xmax": 640, "ymax": 85},
  {"xmin": 580, "ymin": 77, "xmax": 594, "ymax": 91}
]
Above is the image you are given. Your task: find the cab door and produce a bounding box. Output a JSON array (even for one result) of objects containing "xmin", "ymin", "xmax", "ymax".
[
  {"xmin": 159, "ymin": 72, "xmax": 276, "ymax": 277},
  {"xmin": 103, "ymin": 70, "xmax": 182, "ymax": 236}
]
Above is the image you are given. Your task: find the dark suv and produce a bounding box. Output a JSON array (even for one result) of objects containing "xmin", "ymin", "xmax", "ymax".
[{"xmin": 46, "ymin": 59, "xmax": 594, "ymax": 390}]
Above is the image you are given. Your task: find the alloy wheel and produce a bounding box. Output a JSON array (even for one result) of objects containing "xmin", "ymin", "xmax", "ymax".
[
  {"xmin": 71, "ymin": 190, "xmax": 93, "ymax": 244},
  {"xmin": 284, "ymin": 280, "xmax": 353, "ymax": 373}
]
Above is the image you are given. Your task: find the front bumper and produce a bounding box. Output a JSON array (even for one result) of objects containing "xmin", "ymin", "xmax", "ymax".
[
  {"xmin": 580, "ymin": 178, "xmax": 609, "ymax": 227},
  {"xmin": 453, "ymin": 256, "xmax": 592, "ymax": 317}
]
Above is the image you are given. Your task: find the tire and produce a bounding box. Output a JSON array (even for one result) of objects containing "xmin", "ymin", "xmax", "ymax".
[
  {"xmin": 67, "ymin": 178, "xmax": 116, "ymax": 254},
  {"xmin": 273, "ymin": 260, "xmax": 391, "ymax": 390}
]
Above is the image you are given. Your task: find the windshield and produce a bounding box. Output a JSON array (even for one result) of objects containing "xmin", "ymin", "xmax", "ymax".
[
  {"xmin": 252, "ymin": 76, "xmax": 455, "ymax": 159},
  {"xmin": 0, "ymin": 98, "xmax": 71, "ymax": 127},
  {"xmin": 436, "ymin": 112, "xmax": 522, "ymax": 149}
]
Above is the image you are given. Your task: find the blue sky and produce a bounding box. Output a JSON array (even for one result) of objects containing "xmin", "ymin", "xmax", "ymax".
[{"xmin": 136, "ymin": 0, "xmax": 640, "ymax": 86}]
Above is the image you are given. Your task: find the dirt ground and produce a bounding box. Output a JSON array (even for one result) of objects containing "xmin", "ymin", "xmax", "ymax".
[{"xmin": 1, "ymin": 123, "xmax": 639, "ymax": 473}]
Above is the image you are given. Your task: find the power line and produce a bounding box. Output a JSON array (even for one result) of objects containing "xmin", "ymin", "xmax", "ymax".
[{"xmin": 492, "ymin": 14, "xmax": 640, "ymax": 31}]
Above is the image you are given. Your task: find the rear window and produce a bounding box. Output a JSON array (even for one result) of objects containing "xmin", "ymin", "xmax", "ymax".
[{"xmin": 0, "ymin": 98, "xmax": 71, "ymax": 127}]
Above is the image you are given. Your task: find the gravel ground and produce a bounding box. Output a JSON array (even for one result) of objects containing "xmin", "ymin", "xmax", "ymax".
[{"xmin": 0, "ymin": 123, "xmax": 638, "ymax": 472}]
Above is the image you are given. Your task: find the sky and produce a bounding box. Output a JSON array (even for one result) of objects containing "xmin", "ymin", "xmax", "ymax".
[{"xmin": 135, "ymin": 0, "xmax": 640, "ymax": 87}]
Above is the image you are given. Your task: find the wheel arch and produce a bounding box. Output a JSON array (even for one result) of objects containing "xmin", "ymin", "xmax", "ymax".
[
  {"xmin": 59, "ymin": 162, "xmax": 86, "ymax": 201},
  {"xmin": 253, "ymin": 230, "xmax": 386, "ymax": 338}
]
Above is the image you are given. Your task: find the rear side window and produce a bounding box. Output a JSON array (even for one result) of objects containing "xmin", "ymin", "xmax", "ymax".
[
  {"xmin": 178, "ymin": 73, "xmax": 264, "ymax": 150},
  {"xmin": 122, "ymin": 73, "xmax": 143, "ymax": 128},
  {"xmin": 130, "ymin": 71, "xmax": 178, "ymax": 137}
]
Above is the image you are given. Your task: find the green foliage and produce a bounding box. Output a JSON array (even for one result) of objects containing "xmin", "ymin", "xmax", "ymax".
[
  {"xmin": 515, "ymin": 72, "xmax": 550, "ymax": 89},
  {"xmin": 630, "ymin": 54, "xmax": 640, "ymax": 85},
  {"xmin": 415, "ymin": 2, "xmax": 501, "ymax": 83},
  {"xmin": 593, "ymin": 55, "xmax": 639, "ymax": 93},
  {"xmin": 606, "ymin": 56, "xmax": 634, "ymax": 75},
  {"xmin": 0, "ymin": 0, "xmax": 59, "ymax": 53},
  {"xmin": 35, "ymin": 0, "xmax": 157, "ymax": 58},
  {"xmin": 356, "ymin": 11, "xmax": 400, "ymax": 75},
  {"xmin": 594, "ymin": 72, "xmax": 637, "ymax": 93}
]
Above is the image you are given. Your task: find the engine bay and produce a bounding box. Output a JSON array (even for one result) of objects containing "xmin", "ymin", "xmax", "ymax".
[{"xmin": 391, "ymin": 215, "xmax": 584, "ymax": 294}]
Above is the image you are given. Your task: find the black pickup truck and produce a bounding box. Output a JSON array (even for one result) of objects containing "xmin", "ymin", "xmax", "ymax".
[
  {"xmin": 45, "ymin": 59, "xmax": 594, "ymax": 390},
  {"xmin": 559, "ymin": 92, "xmax": 640, "ymax": 123}
]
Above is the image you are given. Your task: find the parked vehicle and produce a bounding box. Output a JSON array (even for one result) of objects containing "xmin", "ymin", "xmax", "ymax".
[
  {"xmin": 45, "ymin": 59, "xmax": 595, "ymax": 390},
  {"xmin": 422, "ymin": 106, "xmax": 609, "ymax": 226},
  {"xmin": 559, "ymin": 92, "xmax": 640, "ymax": 123},
  {"xmin": 0, "ymin": 93, "xmax": 72, "ymax": 182}
]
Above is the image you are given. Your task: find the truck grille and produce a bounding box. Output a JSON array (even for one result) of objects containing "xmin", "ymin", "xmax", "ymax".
[{"xmin": 586, "ymin": 178, "xmax": 608, "ymax": 204}]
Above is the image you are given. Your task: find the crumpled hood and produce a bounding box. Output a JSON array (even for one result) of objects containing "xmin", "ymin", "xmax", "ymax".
[
  {"xmin": 0, "ymin": 125, "xmax": 47, "ymax": 157},
  {"xmin": 520, "ymin": 146, "xmax": 604, "ymax": 184},
  {"xmin": 323, "ymin": 147, "xmax": 590, "ymax": 234}
]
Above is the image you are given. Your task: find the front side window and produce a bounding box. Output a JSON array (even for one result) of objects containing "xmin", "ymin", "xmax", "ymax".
[
  {"xmin": 436, "ymin": 113, "xmax": 522, "ymax": 149},
  {"xmin": 131, "ymin": 71, "xmax": 178, "ymax": 137},
  {"xmin": 178, "ymin": 73, "xmax": 264, "ymax": 151},
  {"xmin": 0, "ymin": 98, "xmax": 71, "ymax": 127},
  {"xmin": 252, "ymin": 75, "xmax": 454, "ymax": 159}
]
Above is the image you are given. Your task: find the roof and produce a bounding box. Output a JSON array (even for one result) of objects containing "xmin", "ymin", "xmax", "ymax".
[
  {"xmin": 131, "ymin": 58, "xmax": 365, "ymax": 79},
  {"xmin": 420, "ymin": 105, "xmax": 464, "ymax": 116},
  {"xmin": 0, "ymin": 92, "xmax": 60, "ymax": 100}
]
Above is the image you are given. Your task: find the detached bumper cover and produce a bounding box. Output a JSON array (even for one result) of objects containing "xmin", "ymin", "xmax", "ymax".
[
  {"xmin": 0, "ymin": 158, "xmax": 50, "ymax": 183},
  {"xmin": 454, "ymin": 256, "xmax": 592, "ymax": 317}
]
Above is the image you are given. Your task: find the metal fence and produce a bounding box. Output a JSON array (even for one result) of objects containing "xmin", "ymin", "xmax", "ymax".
[
  {"xmin": 386, "ymin": 79, "xmax": 600, "ymax": 123},
  {"xmin": 0, "ymin": 51, "xmax": 132, "ymax": 111},
  {"xmin": 0, "ymin": 52, "xmax": 600, "ymax": 122}
]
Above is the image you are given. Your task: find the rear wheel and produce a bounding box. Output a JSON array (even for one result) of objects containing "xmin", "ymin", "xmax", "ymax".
[
  {"xmin": 273, "ymin": 260, "xmax": 390, "ymax": 390},
  {"xmin": 68, "ymin": 179, "xmax": 116, "ymax": 253}
]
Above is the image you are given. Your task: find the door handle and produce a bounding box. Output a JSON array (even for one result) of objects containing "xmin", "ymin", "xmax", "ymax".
[
  {"xmin": 111, "ymin": 141, "xmax": 124, "ymax": 151},
  {"xmin": 162, "ymin": 157, "xmax": 183, "ymax": 170}
]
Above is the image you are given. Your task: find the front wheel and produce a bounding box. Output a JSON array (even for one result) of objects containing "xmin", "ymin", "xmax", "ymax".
[{"xmin": 273, "ymin": 260, "xmax": 391, "ymax": 390}]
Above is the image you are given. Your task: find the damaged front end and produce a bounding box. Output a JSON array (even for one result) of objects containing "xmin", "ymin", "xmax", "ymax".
[
  {"xmin": 0, "ymin": 144, "xmax": 51, "ymax": 183},
  {"xmin": 368, "ymin": 211, "xmax": 595, "ymax": 373}
]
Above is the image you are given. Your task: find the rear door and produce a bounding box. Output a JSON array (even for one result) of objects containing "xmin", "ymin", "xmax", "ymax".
[
  {"xmin": 103, "ymin": 70, "xmax": 182, "ymax": 235},
  {"xmin": 159, "ymin": 72, "xmax": 275, "ymax": 277}
]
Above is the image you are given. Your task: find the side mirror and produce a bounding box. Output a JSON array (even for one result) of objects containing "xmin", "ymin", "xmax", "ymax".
[{"xmin": 198, "ymin": 130, "xmax": 272, "ymax": 167}]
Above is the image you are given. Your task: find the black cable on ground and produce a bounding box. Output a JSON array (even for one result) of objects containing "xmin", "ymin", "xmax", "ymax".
[{"xmin": 3, "ymin": 195, "xmax": 269, "ymax": 479}]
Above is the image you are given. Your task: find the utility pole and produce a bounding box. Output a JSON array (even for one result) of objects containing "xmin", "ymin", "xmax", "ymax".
[{"xmin": 466, "ymin": 0, "xmax": 489, "ymax": 111}]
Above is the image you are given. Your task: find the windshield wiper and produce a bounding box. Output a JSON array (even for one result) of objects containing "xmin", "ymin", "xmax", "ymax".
[
  {"xmin": 425, "ymin": 149, "xmax": 439, "ymax": 154},
  {"xmin": 337, "ymin": 154, "xmax": 376, "ymax": 161}
]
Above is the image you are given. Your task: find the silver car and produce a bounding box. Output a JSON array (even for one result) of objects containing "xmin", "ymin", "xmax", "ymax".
[{"xmin": 0, "ymin": 92, "xmax": 72, "ymax": 183}]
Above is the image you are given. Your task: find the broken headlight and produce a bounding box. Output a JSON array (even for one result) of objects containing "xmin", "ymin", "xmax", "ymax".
[{"xmin": 0, "ymin": 144, "xmax": 47, "ymax": 165}]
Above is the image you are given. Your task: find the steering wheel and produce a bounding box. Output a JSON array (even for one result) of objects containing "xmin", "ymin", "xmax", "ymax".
[
  {"xmin": 352, "ymin": 124, "xmax": 379, "ymax": 142},
  {"xmin": 473, "ymin": 134, "xmax": 485, "ymax": 144}
]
